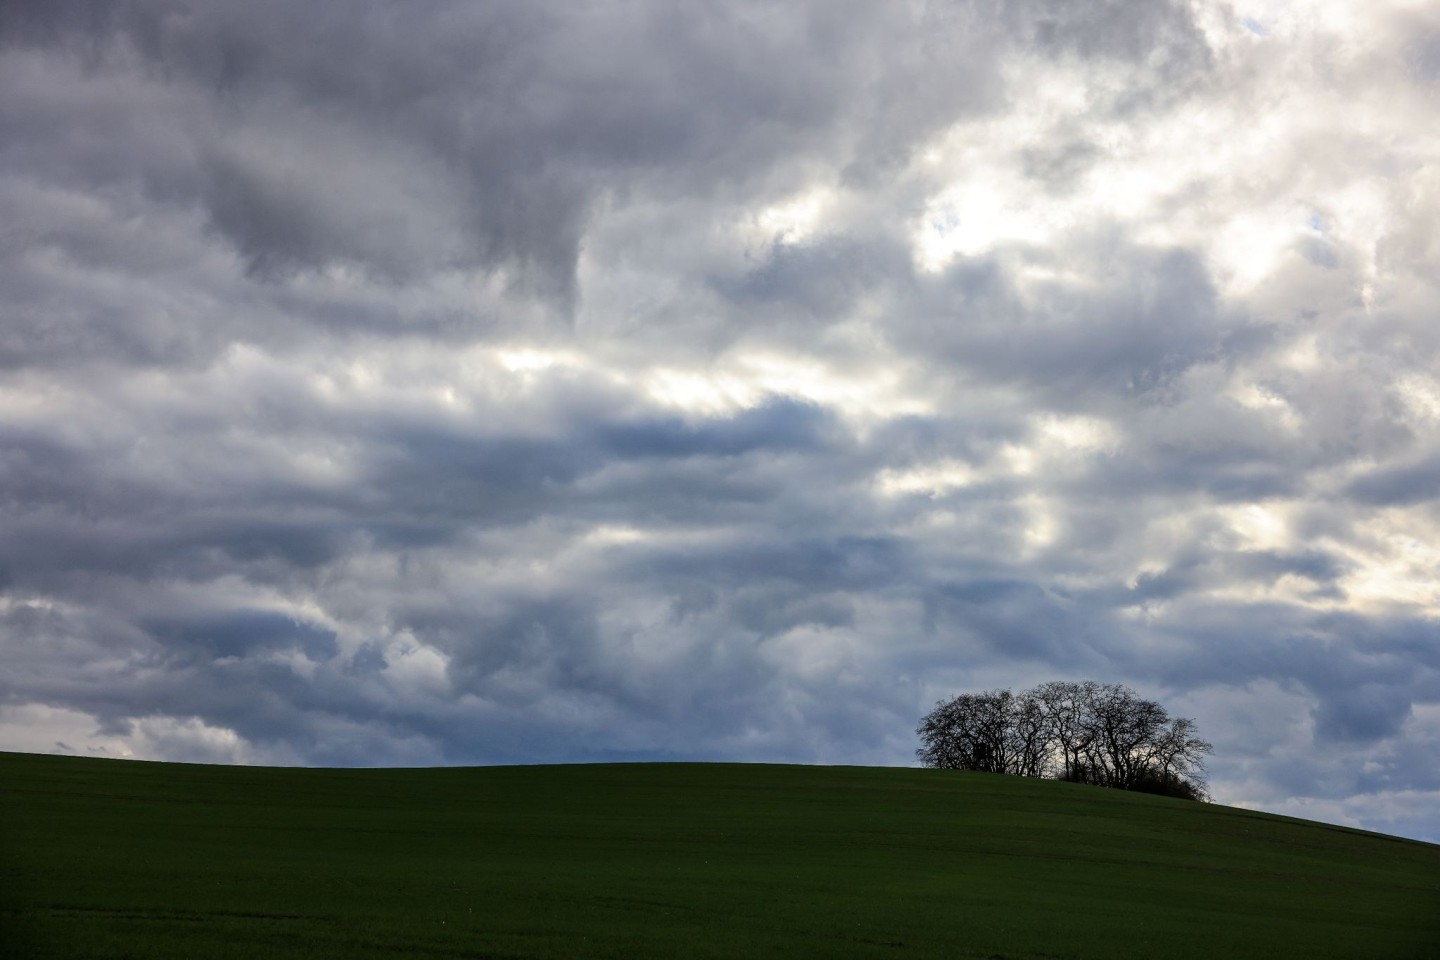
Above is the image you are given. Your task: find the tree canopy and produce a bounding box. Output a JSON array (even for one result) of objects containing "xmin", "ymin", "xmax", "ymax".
[{"xmin": 917, "ymin": 680, "xmax": 1212, "ymax": 800}]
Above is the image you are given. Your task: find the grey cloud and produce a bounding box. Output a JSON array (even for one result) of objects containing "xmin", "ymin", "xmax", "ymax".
[
  {"xmin": 903, "ymin": 244, "xmax": 1233, "ymax": 402},
  {"xmin": 922, "ymin": 578, "xmax": 1110, "ymax": 665},
  {"xmin": 1396, "ymin": 8, "xmax": 1440, "ymax": 84},
  {"xmin": 624, "ymin": 536, "xmax": 909, "ymax": 639},
  {"xmin": 1099, "ymin": 549, "xmax": 1350, "ymax": 608},
  {"xmin": 1312, "ymin": 683, "xmax": 1413, "ymax": 744},
  {"xmin": 1005, "ymin": 0, "xmax": 1209, "ymax": 65},
  {"xmin": 4, "ymin": 0, "xmax": 1213, "ymax": 315},
  {"xmin": 1249, "ymin": 723, "xmax": 1440, "ymax": 805},
  {"xmin": 714, "ymin": 234, "xmax": 914, "ymax": 320},
  {"xmin": 431, "ymin": 595, "xmax": 607, "ymax": 709},
  {"xmin": 142, "ymin": 610, "xmax": 338, "ymax": 662},
  {"xmin": 1346, "ymin": 455, "xmax": 1440, "ymax": 506},
  {"xmin": 2, "ymin": 1, "xmax": 940, "ymax": 303},
  {"xmin": 599, "ymin": 398, "xmax": 838, "ymax": 460},
  {"xmin": 1020, "ymin": 140, "xmax": 1101, "ymax": 193},
  {"xmin": 196, "ymin": 135, "xmax": 472, "ymax": 283}
]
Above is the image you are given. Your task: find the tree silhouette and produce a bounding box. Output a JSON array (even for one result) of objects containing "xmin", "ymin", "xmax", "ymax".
[{"xmin": 917, "ymin": 680, "xmax": 1212, "ymax": 800}]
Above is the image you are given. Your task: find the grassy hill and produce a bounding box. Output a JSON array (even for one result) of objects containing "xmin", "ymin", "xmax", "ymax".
[{"xmin": 2, "ymin": 752, "xmax": 1436, "ymax": 959}]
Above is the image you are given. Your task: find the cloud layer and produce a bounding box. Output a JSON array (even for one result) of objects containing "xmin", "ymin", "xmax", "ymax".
[{"xmin": 3, "ymin": 0, "xmax": 1439, "ymax": 841}]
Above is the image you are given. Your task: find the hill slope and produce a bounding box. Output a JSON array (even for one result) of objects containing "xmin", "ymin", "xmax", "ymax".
[{"xmin": 2, "ymin": 751, "xmax": 1437, "ymax": 959}]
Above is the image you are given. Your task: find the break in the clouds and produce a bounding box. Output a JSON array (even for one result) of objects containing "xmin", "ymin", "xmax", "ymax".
[{"xmin": 3, "ymin": 0, "xmax": 1439, "ymax": 841}]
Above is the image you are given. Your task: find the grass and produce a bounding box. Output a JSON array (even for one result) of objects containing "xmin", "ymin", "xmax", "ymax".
[{"xmin": 2, "ymin": 752, "xmax": 1437, "ymax": 959}]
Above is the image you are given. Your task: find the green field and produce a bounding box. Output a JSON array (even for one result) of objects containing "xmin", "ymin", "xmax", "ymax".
[{"xmin": 2, "ymin": 752, "xmax": 1436, "ymax": 959}]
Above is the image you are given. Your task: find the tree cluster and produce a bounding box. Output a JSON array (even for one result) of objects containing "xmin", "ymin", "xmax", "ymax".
[{"xmin": 916, "ymin": 680, "xmax": 1212, "ymax": 800}]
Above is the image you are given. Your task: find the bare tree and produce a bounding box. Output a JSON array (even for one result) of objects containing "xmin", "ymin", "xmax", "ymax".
[
  {"xmin": 917, "ymin": 680, "xmax": 1212, "ymax": 800},
  {"xmin": 1008, "ymin": 690, "xmax": 1053, "ymax": 779},
  {"xmin": 1031, "ymin": 680, "xmax": 1098, "ymax": 782},
  {"xmin": 1151, "ymin": 715, "xmax": 1212, "ymax": 800},
  {"xmin": 916, "ymin": 689, "xmax": 1023, "ymax": 774},
  {"xmin": 1085, "ymin": 684, "xmax": 1167, "ymax": 789},
  {"xmin": 916, "ymin": 693, "xmax": 991, "ymax": 772}
]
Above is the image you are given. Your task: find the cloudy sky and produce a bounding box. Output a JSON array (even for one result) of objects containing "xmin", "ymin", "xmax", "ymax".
[{"xmin": 3, "ymin": 0, "xmax": 1439, "ymax": 841}]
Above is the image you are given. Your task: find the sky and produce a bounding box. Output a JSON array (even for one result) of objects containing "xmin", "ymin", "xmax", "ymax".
[{"xmin": 2, "ymin": 0, "xmax": 1438, "ymax": 843}]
